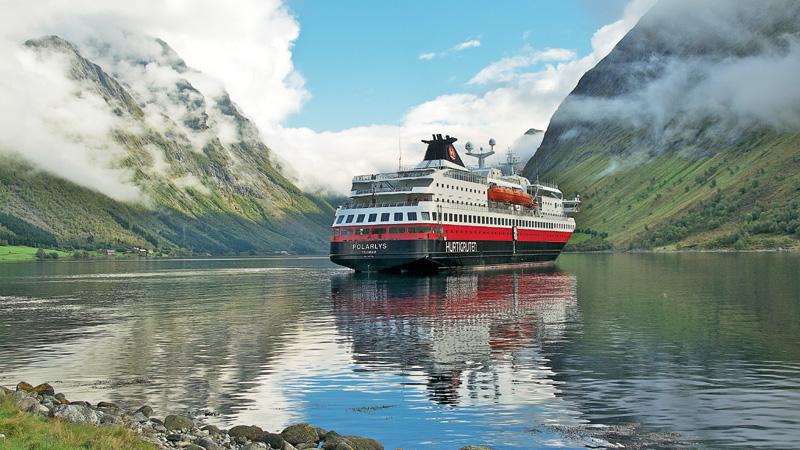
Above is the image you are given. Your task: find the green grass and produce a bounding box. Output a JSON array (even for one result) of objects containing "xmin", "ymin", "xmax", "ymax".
[
  {"xmin": 543, "ymin": 129, "xmax": 800, "ymax": 250},
  {"xmin": 0, "ymin": 394, "xmax": 157, "ymax": 450},
  {"xmin": 0, "ymin": 246, "xmax": 71, "ymax": 262}
]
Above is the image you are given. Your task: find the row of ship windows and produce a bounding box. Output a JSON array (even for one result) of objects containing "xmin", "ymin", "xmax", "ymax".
[
  {"xmin": 437, "ymin": 183, "xmax": 485, "ymax": 195},
  {"xmin": 336, "ymin": 212, "xmax": 573, "ymax": 230},
  {"xmin": 334, "ymin": 226, "xmax": 441, "ymax": 236},
  {"xmin": 332, "ymin": 226, "xmax": 559, "ymax": 237}
]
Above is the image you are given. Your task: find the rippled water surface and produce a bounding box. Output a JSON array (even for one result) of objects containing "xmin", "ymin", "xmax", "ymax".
[{"xmin": 1, "ymin": 253, "xmax": 799, "ymax": 449}]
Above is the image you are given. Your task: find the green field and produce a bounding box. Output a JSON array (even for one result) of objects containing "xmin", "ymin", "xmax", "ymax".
[{"xmin": 0, "ymin": 246, "xmax": 72, "ymax": 262}]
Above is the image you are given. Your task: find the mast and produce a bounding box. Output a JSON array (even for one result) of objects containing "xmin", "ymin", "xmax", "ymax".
[{"xmin": 464, "ymin": 138, "xmax": 496, "ymax": 169}]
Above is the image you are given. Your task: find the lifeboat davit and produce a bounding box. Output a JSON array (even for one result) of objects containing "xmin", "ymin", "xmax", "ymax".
[{"xmin": 488, "ymin": 186, "xmax": 513, "ymax": 203}]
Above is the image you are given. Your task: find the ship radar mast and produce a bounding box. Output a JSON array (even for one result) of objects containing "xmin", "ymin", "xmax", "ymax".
[
  {"xmin": 503, "ymin": 147, "xmax": 520, "ymax": 175},
  {"xmin": 465, "ymin": 138, "xmax": 496, "ymax": 169}
]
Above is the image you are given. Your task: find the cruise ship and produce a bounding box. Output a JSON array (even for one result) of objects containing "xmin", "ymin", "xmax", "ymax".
[{"xmin": 329, "ymin": 134, "xmax": 580, "ymax": 272}]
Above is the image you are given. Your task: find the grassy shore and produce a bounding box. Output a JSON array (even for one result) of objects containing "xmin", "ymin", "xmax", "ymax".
[
  {"xmin": 0, "ymin": 395, "xmax": 156, "ymax": 450},
  {"xmin": 0, "ymin": 246, "xmax": 72, "ymax": 262}
]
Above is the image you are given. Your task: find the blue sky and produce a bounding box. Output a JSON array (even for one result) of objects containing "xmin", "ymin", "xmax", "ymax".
[{"xmin": 285, "ymin": 1, "xmax": 627, "ymax": 132}]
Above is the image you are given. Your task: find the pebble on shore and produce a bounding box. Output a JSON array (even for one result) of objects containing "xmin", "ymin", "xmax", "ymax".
[{"xmin": 1, "ymin": 381, "xmax": 494, "ymax": 450}]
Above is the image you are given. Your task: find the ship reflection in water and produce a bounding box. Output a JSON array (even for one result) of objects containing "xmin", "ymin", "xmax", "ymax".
[{"xmin": 331, "ymin": 266, "xmax": 581, "ymax": 413}]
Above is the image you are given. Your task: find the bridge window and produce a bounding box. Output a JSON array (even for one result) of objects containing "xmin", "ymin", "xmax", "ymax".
[
  {"xmin": 345, "ymin": 215, "xmax": 354, "ymax": 224},
  {"xmin": 368, "ymin": 213, "xmax": 377, "ymax": 222},
  {"xmin": 381, "ymin": 213, "xmax": 390, "ymax": 222},
  {"xmin": 336, "ymin": 216, "xmax": 344, "ymax": 224},
  {"xmin": 407, "ymin": 212, "xmax": 417, "ymax": 221},
  {"xmin": 389, "ymin": 227, "xmax": 405, "ymax": 234},
  {"xmin": 421, "ymin": 212, "xmax": 430, "ymax": 220},
  {"xmin": 371, "ymin": 227, "xmax": 387, "ymax": 234},
  {"xmin": 341, "ymin": 229, "xmax": 353, "ymax": 236},
  {"xmin": 356, "ymin": 214, "xmax": 365, "ymax": 223},
  {"xmin": 394, "ymin": 212, "xmax": 403, "ymax": 221}
]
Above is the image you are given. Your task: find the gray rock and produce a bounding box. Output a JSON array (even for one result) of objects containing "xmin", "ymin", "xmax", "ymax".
[
  {"xmin": 281, "ymin": 423, "xmax": 319, "ymax": 446},
  {"xmin": 296, "ymin": 442, "xmax": 318, "ymax": 449},
  {"xmin": 134, "ymin": 405, "xmax": 153, "ymax": 417},
  {"xmin": 194, "ymin": 436, "xmax": 221, "ymax": 450},
  {"xmin": 229, "ymin": 424, "xmax": 266, "ymax": 441},
  {"xmin": 242, "ymin": 443, "xmax": 268, "ymax": 450},
  {"xmin": 202, "ymin": 424, "xmax": 222, "ymax": 435},
  {"xmin": 51, "ymin": 403, "xmax": 100, "ymax": 426},
  {"xmin": 185, "ymin": 445, "xmax": 205, "ymax": 450},
  {"xmin": 261, "ymin": 432, "xmax": 284, "ymax": 449},
  {"xmin": 16, "ymin": 397, "xmax": 50, "ymax": 416},
  {"xmin": 322, "ymin": 432, "xmax": 383, "ymax": 450},
  {"xmin": 132, "ymin": 411, "xmax": 149, "ymax": 423},
  {"xmin": 164, "ymin": 414, "xmax": 194, "ymax": 431},
  {"xmin": 334, "ymin": 443, "xmax": 354, "ymax": 450}
]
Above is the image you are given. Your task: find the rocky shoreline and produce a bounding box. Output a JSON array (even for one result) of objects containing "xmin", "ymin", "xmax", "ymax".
[{"xmin": 1, "ymin": 382, "xmax": 494, "ymax": 450}]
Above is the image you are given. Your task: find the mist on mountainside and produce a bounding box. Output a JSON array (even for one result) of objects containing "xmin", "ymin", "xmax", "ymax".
[
  {"xmin": 524, "ymin": 0, "xmax": 800, "ymax": 251},
  {"xmin": 0, "ymin": 35, "xmax": 332, "ymax": 255}
]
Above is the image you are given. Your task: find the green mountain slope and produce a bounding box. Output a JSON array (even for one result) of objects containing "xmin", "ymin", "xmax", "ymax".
[
  {"xmin": 0, "ymin": 36, "xmax": 334, "ymax": 255},
  {"xmin": 523, "ymin": 0, "xmax": 800, "ymax": 251}
]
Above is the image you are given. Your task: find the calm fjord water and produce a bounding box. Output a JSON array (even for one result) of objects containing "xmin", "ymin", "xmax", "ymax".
[{"xmin": 1, "ymin": 253, "xmax": 798, "ymax": 449}]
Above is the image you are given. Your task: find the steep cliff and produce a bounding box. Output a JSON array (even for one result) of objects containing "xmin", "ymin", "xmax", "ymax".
[{"xmin": 524, "ymin": 0, "xmax": 800, "ymax": 250}]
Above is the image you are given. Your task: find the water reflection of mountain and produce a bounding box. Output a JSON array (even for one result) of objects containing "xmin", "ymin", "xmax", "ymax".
[{"xmin": 330, "ymin": 268, "xmax": 579, "ymax": 406}]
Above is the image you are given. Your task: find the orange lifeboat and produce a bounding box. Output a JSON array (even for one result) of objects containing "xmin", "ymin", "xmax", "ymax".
[
  {"xmin": 511, "ymin": 190, "xmax": 533, "ymax": 206},
  {"xmin": 488, "ymin": 186, "xmax": 513, "ymax": 203}
]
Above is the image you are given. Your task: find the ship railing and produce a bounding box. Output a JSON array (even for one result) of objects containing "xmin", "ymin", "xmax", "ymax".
[
  {"xmin": 353, "ymin": 186, "xmax": 413, "ymax": 195},
  {"xmin": 443, "ymin": 169, "xmax": 487, "ymax": 185},
  {"xmin": 531, "ymin": 178, "xmax": 559, "ymax": 190},
  {"xmin": 352, "ymin": 168, "xmax": 433, "ymax": 182},
  {"xmin": 337, "ymin": 200, "xmax": 424, "ymax": 210}
]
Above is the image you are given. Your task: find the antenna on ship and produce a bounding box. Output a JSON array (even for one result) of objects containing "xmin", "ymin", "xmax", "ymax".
[
  {"xmin": 398, "ymin": 135, "xmax": 402, "ymax": 170},
  {"xmin": 503, "ymin": 147, "xmax": 520, "ymax": 175},
  {"xmin": 465, "ymin": 138, "xmax": 496, "ymax": 169}
]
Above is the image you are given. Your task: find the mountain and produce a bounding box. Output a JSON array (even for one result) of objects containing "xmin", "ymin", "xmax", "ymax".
[
  {"xmin": 523, "ymin": 0, "xmax": 800, "ymax": 251},
  {"xmin": 0, "ymin": 35, "xmax": 333, "ymax": 255}
]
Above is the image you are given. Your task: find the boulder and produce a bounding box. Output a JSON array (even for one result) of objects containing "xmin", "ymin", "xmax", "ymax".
[
  {"xmin": 51, "ymin": 403, "xmax": 100, "ymax": 426},
  {"xmin": 134, "ymin": 405, "xmax": 153, "ymax": 417},
  {"xmin": 201, "ymin": 424, "xmax": 222, "ymax": 435},
  {"xmin": 194, "ymin": 436, "xmax": 221, "ymax": 450},
  {"xmin": 261, "ymin": 432, "xmax": 284, "ymax": 449},
  {"xmin": 229, "ymin": 425, "xmax": 266, "ymax": 442},
  {"xmin": 281, "ymin": 424, "xmax": 319, "ymax": 446},
  {"xmin": 16, "ymin": 397, "xmax": 50, "ymax": 416},
  {"xmin": 321, "ymin": 431, "xmax": 383, "ymax": 450},
  {"xmin": 164, "ymin": 414, "xmax": 195, "ymax": 431}
]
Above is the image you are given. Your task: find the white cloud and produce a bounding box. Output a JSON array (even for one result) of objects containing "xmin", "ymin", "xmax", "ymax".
[
  {"xmin": 0, "ymin": 0, "xmax": 306, "ymax": 201},
  {"xmin": 468, "ymin": 46, "xmax": 577, "ymax": 85},
  {"xmin": 453, "ymin": 39, "xmax": 481, "ymax": 52},
  {"xmin": 0, "ymin": 0, "xmax": 653, "ymax": 199},
  {"xmin": 419, "ymin": 52, "xmax": 436, "ymax": 60}
]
